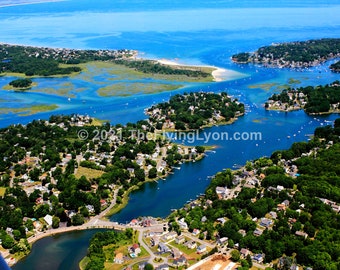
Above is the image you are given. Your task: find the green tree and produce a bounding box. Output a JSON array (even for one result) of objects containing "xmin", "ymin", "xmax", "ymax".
[
  {"xmin": 71, "ymin": 213, "xmax": 85, "ymax": 226},
  {"xmin": 230, "ymin": 249, "xmax": 241, "ymax": 262},
  {"xmin": 145, "ymin": 263, "xmax": 154, "ymax": 270},
  {"xmin": 52, "ymin": 216, "xmax": 60, "ymax": 229},
  {"xmin": 2, "ymin": 234, "xmax": 15, "ymax": 249},
  {"xmin": 148, "ymin": 167, "xmax": 158, "ymax": 179}
]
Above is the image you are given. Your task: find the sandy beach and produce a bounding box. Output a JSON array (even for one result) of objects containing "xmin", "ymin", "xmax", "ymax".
[{"xmin": 157, "ymin": 59, "xmax": 247, "ymax": 82}]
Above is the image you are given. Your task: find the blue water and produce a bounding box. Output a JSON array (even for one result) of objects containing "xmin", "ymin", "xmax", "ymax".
[
  {"xmin": 12, "ymin": 230, "xmax": 104, "ymax": 270},
  {"xmin": 4, "ymin": 0, "xmax": 340, "ymax": 269}
]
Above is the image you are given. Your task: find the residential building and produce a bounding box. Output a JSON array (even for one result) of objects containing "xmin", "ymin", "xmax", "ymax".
[{"xmin": 197, "ymin": 244, "xmax": 207, "ymax": 254}]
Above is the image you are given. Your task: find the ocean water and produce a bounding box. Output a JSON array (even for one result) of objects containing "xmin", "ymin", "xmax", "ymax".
[{"xmin": 4, "ymin": 0, "xmax": 340, "ymax": 269}]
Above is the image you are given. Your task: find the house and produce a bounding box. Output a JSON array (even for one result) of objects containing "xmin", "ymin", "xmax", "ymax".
[
  {"xmin": 186, "ymin": 240, "xmax": 197, "ymax": 249},
  {"xmin": 192, "ymin": 229, "xmax": 200, "ymax": 236},
  {"xmin": 163, "ymin": 231, "xmax": 177, "ymax": 241},
  {"xmin": 259, "ymin": 173, "xmax": 266, "ymax": 180},
  {"xmin": 217, "ymin": 237, "xmax": 228, "ymax": 245},
  {"xmin": 6, "ymin": 228, "xmax": 13, "ymax": 236},
  {"xmin": 216, "ymin": 186, "xmax": 230, "ymax": 199},
  {"xmin": 130, "ymin": 219, "xmax": 139, "ymax": 226},
  {"xmin": 36, "ymin": 197, "xmax": 43, "ymax": 205},
  {"xmin": 127, "ymin": 168, "xmax": 135, "ymax": 175},
  {"xmin": 295, "ymin": 231, "xmax": 308, "ymax": 239},
  {"xmin": 269, "ymin": 211, "xmax": 277, "ymax": 219},
  {"xmin": 197, "ymin": 244, "xmax": 207, "ymax": 254},
  {"xmin": 232, "ymin": 176, "xmax": 241, "ymax": 186},
  {"xmin": 277, "ymin": 185, "xmax": 285, "ymax": 192},
  {"xmin": 216, "ymin": 217, "xmax": 226, "ymax": 225},
  {"xmin": 253, "ymin": 253, "xmax": 264, "ymax": 263},
  {"xmin": 147, "ymin": 227, "xmax": 164, "ymax": 237},
  {"xmin": 240, "ymin": 248, "xmax": 250, "ymax": 258},
  {"xmin": 238, "ymin": 229, "xmax": 246, "ymax": 237},
  {"xmin": 141, "ymin": 218, "xmax": 157, "ymax": 227},
  {"xmin": 260, "ymin": 218, "xmax": 272, "ymax": 228},
  {"xmin": 158, "ymin": 242, "xmax": 171, "ymax": 254},
  {"xmin": 178, "ymin": 218, "xmax": 188, "ymax": 230},
  {"xmin": 130, "ymin": 243, "xmax": 141, "ymax": 256},
  {"xmin": 44, "ymin": 214, "xmax": 53, "ymax": 227},
  {"xmin": 172, "ymin": 247, "xmax": 182, "ymax": 259},
  {"xmin": 277, "ymin": 203, "xmax": 286, "ymax": 211},
  {"xmin": 85, "ymin": 205, "xmax": 95, "ymax": 214},
  {"xmin": 332, "ymin": 204, "xmax": 340, "ymax": 213},
  {"xmin": 100, "ymin": 199, "xmax": 107, "ymax": 207},
  {"xmin": 282, "ymin": 200, "xmax": 290, "ymax": 207},
  {"xmin": 150, "ymin": 236, "xmax": 160, "ymax": 247},
  {"xmin": 173, "ymin": 256, "xmax": 187, "ymax": 267},
  {"xmin": 114, "ymin": 252, "xmax": 124, "ymax": 264},
  {"xmin": 253, "ymin": 228, "xmax": 263, "ymax": 236},
  {"xmin": 175, "ymin": 235, "xmax": 186, "ymax": 244},
  {"xmin": 32, "ymin": 220, "xmax": 41, "ymax": 231},
  {"xmin": 205, "ymin": 200, "xmax": 213, "ymax": 208},
  {"xmin": 241, "ymin": 171, "xmax": 250, "ymax": 179},
  {"xmin": 156, "ymin": 264, "xmax": 169, "ymax": 270}
]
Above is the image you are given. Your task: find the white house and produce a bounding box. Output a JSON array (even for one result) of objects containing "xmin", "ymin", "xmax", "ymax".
[{"xmin": 44, "ymin": 214, "xmax": 53, "ymax": 227}]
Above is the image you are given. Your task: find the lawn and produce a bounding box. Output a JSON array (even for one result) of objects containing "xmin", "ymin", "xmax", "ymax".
[
  {"xmin": 103, "ymin": 237, "xmax": 150, "ymax": 270},
  {"xmin": 0, "ymin": 187, "xmax": 6, "ymax": 197},
  {"xmin": 74, "ymin": 166, "xmax": 104, "ymax": 179}
]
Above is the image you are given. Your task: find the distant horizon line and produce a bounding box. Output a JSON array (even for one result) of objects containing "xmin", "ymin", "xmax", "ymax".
[{"xmin": 0, "ymin": 0, "xmax": 65, "ymax": 9}]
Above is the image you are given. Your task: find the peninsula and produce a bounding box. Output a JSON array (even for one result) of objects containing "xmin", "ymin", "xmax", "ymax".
[
  {"xmin": 0, "ymin": 91, "xmax": 245, "ymax": 266},
  {"xmin": 0, "ymin": 114, "xmax": 205, "ymax": 265},
  {"xmin": 146, "ymin": 92, "xmax": 245, "ymax": 131},
  {"xmin": 232, "ymin": 38, "xmax": 340, "ymax": 70},
  {"xmin": 0, "ymin": 43, "xmax": 239, "ymax": 102},
  {"xmin": 0, "ymin": 43, "xmax": 219, "ymax": 82},
  {"xmin": 330, "ymin": 60, "xmax": 340, "ymax": 72},
  {"xmin": 265, "ymin": 81, "xmax": 340, "ymax": 114}
]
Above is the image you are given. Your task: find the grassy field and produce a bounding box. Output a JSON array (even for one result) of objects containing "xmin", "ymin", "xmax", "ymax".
[
  {"xmin": 0, "ymin": 187, "xmax": 6, "ymax": 197},
  {"xmin": 74, "ymin": 166, "xmax": 104, "ymax": 179},
  {"xmin": 76, "ymin": 61, "xmax": 215, "ymax": 83},
  {"xmin": 79, "ymin": 256, "xmax": 90, "ymax": 270},
  {"xmin": 168, "ymin": 241, "xmax": 202, "ymax": 261},
  {"xmin": 248, "ymin": 77, "xmax": 303, "ymax": 91},
  {"xmin": 79, "ymin": 230, "xmax": 150, "ymax": 270},
  {"xmin": 97, "ymin": 82, "xmax": 182, "ymax": 97},
  {"xmin": 248, "ymin": 82, "xmax": 279, "ymax": 91},
  {"xmin": 0, "ymin": 104, "xmax": 58, "ymax": 116},
  {"xmin": 30, "ymin": 82, "xmax": 79, "ymax": 97}
]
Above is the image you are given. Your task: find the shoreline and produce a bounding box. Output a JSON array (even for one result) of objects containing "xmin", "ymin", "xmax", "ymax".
[
  {"xmin": 266, "ymin": 107, "xmax": 340, "ymax": 115},
  {"xmin": 157, "ymin": 58, "xmax": 247, "ymax": 82}
]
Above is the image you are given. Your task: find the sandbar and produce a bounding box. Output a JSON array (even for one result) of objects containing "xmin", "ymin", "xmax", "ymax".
[{"xmin": 157, "ymin": 59, "xmax": 247, "ymax": 82}]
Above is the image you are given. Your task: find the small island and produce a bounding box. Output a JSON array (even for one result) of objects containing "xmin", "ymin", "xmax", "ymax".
[
  {"xmin": 265, "ymin": 81, "xmax": 340, "ymax": 114},
  {"xmin": 232, "ymin": 38, "xmax": 340, "ymax": 70},
  {"xmin": 7, "ymin": 78, "xmax": 33, "ymax": 90},
  {"xmin": 146, "ymin": 92, "xmax": 245, "ymax": 131}
]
